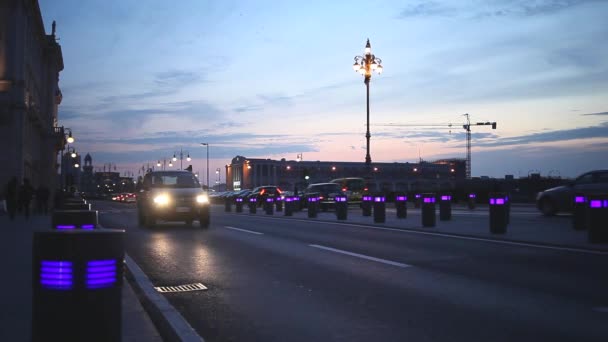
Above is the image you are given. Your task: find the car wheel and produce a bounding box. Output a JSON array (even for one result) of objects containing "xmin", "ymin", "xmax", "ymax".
[{"xmin": 539, "ymin": 198, "xmax": 557, "ymax": 216}]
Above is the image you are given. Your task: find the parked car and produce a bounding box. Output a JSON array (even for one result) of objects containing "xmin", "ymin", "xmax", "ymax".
[
  {"xmin": 249, "ymin": 186, "xmax": 282, "ymax": 206},
  {"xmin": 536, "ymin": 170, "xmax": 608, "ymax": 216},
  {"xmin": 137, "ymin": 170, "xmax": 210, "ymax": 228},
  {"xmin": 303, "ymin": 183, "xmax": 345, "ymax": 211}
]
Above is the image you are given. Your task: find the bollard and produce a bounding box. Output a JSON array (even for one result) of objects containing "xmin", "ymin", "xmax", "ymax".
[
  {"xmin": 467, "ymin": 193, "xmax": 476, "ymax": 210},
  {"xmin": 249, "ymin": 198, "xmax": 257, "ymax": 214},
  {"xmin": 414, "ymin": 194, "xmax": 422, "ymax": 208},
  {"xmin": 265, "ymin": 197, "xmax": 274, "ymax": 215},
  {"xmin": 395, "ymin": 195, "xmax": 407, "ymax": 219},
  {"xmin": 572, "ymin": 194, "xmax": 586, "ymax": 230},
  {"xmin": 439, "ymin": 194, "xmax": 452, "ymax": 221},
  {"xmin": 361, "ymin": 195, "xmax": 372, "ymax": 216},
  {"xmin": 52, "ymin": 210, "xmax": 99, "ymax": 230},
  {"xmin": 489, "ymin": 193, "xmax": 508, "ymax": 234},
  {"xmin": 335, "ymin": 196, "xmax": 348, "ymax": 220},
  {"xmin": 505, "ymin": 194, "xmax": 511, "ymax": 224},
  {"xmin": 284, "ymin": 197, "xmax": 294, "ymax": 216},
  {"xmin": 373, "ymin": 196, "xmax": 386, "ymax": 223},
  {"xmin": 61, "ymin": 203, "xmax": 91, "ymax": 211},
  {"xmin": 235, "ymin": 197, "xmax": 244, "ymax": 213},
  {"xmin": 307, "ymin": 197, "xmax": 318, "ymax": 218},
  {"xmin": 587, "ymin": 196, "xmax": 608, "ymax": 243},
  {"xmin": 32, "ymin": 229, "xmax": 125, "ymax": 342},
  {"xmin": 224, "ymin": 197, "xmax": 232, "ymax": 212},
  {"xmin": 293, "ymin": 196, "xmax": 301, "ymax": 212},
  {"xmin": 421, "ymin": 193, "xmax": 436, "ymax": 227},
  {"xmin": 275, "ymin": 197, "xmax": 283, "ymax": 212}
]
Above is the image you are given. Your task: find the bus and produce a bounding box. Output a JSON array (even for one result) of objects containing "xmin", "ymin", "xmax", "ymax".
[{"xmin": 329, "ymin": 177, "xmax": 366, "ymax": 203}]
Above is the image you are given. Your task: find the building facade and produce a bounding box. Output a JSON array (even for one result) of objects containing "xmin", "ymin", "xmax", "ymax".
[
  {"xmin": 226, "ymin": 155, "xmax": 466, "ymax": 193},
  {"xmin": 0, "ymin": 0, "xmax": 64, "ymax": 192}
]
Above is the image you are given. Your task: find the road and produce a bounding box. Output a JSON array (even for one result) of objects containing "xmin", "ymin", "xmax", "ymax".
[{"xmin": 96, "ymin": 201, "xmax": 608, "ymax": 342}]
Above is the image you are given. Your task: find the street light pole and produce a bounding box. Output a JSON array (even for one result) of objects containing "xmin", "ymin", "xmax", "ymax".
[
  {"xmin": 353, "ymin": 39, "xmax": 383, "ymax": 167},
  {"xmin": 200, "ymin": 143, "xmax": 209, "ymax": 191}
]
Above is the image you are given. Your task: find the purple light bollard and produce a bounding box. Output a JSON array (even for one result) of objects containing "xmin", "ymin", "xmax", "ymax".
[
  {"xmin": 249, "ymin": 197, "xmax": 257, "ymax": 214},
  {"xmin": 414, "ymin": 194, "xmax": 422, "ymax": 208},
  {"xmin": 265, "ymin": 197, "xmax": 275, "ymax": 215},
  {"xmin": 235, "ymin": 197, "xmax": 244, "ymax": 213},
  {"xmin": 335, "ymin": 196, "xmax": 348, "ymax": 220},
  {"xmin": 395, "ymin": 195, "xmax": 407, "ymax": 219},
  {"xmin": 307, "ymin": 196, "xmax": 319, "ymax": 218},
  {"xmin": 284, "ymin": 197, "xmax": 294, "ymax": 216},
  {"xmin": 439, "ymin": 194, "xmax": 452, "ymax": 221},
  {"xmin": 489, "ymin": 192, "xmax": 508, "ymax": 234},
  {"xmin": 361, "ymin": 195, "xmax": 372, "ymax": 216},
  {"xmin": 587, "ymin": 195, "xmax": 608, "ymax": 243},
  {"xmin": 421, "ymin": 193, "xmax": 436, "ymax": 227},
  {"xmin": 572, "ymin": 194, "xmax": 586, "ymax": 230},
  {"xmin": 467, "ymin": 193, "xmax": 476, "ymax": 210},
  {"xmin": 373, "ymin": 196, "xmax": 386, "ymax": 223}
]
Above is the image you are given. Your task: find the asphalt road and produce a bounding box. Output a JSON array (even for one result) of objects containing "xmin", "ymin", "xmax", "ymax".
[{"xmin": 96, "ymin": 201, "xmax": 608, "ymax": 342}]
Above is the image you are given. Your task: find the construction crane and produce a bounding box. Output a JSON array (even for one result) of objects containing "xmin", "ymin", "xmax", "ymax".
[{"xmin": 374, "ymin": 113, "xmax": 497, "ymax": 179}]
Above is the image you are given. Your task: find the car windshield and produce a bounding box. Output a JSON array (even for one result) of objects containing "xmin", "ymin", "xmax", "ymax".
[{"xmin": 151, "ymin": 173, "xmax": 200, "ymax": 188}]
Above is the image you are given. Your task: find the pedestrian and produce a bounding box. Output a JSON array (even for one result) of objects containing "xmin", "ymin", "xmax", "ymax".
[
  {"xmin": 4, "ymin": 177, "xmax": 18, "ymax": 220},
  {"xmin": 19, "ymin": 178, "xmax": 34, "ymax": 219},
  {"xmin": 36, "ymin": 185, "xmax": 50, "ymax": 215}
]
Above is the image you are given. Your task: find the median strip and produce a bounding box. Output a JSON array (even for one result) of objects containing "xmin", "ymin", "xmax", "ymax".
[
  {"xmin": 224, "ymin": 226, "xmax": 264, "ymax": 235},
  {"xmin": 309, "ymin": 244, "xmax": 411, "ymax": 268}
]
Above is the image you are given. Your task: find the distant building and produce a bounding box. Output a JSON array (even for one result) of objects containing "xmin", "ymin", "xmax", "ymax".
[
  {"xmin": 225, "ymin": 155, "xmax": 466, "ymax": 192},
  {"xmin": 94, "ymin": 171, "xmax": 121, "ymax": 194},
  {"xmin": 0, "ymin": 0, "xmax": 64, "ymax": 191}
]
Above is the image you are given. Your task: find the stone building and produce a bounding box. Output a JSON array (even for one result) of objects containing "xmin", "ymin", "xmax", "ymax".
[{"xmin": 0, "ymin": 0, "xmax": 64, "ymax": 192}]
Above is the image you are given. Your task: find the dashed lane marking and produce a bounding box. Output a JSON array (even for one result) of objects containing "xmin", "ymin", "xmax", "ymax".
[
  {"xmin": 224, "ymin": 226, "xmax": 264, "ymax": 235},
  {"xmin": 309, "ymin": 244, "xmax": 412, "ymax": 268}
]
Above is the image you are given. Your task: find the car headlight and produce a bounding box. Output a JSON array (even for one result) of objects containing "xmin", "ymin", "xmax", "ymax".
[
  {"xmin": 153, "ymin": 194, "xmax": 170, "ymax": 205},
  {"xmin": 196, "ymin": 194, "xmax": 209, "ymax": 204}
]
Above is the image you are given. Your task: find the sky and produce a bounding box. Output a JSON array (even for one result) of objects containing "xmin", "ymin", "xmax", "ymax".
[{"xmin": 39, "ymin": 0, "xmax": 608, "ymax": 181}]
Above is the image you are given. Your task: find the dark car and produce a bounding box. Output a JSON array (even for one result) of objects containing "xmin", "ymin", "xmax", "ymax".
[
  {"xmin": 303, "ymin": 183, "xmax": 345, "ymax": 211},
  {"xmin": 249, "ymin": 186, "xmax": 282, "ymax": 206},
  {"xmin": 536, "ymin": 170, "xmax": 608, "ymax": 216},
  {"xmin": 137, "ymin": 171, "xmax": 210, "ymax": 228}
]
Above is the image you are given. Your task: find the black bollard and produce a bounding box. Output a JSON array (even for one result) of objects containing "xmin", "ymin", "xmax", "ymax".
[
  {"xmin": 421, "ymin": 193, "xmax": 436, "ymax": 227},
  {"xmin": 249, "ymin": 198, "xmax": 257, "ymax": 214},
  {"xmin": 373, "ymin": 196, "xmax": 386, "ymax": 223},
  {"xmin": 52, "ymin": 210, "xmax": 99, "ymax": 230},
  {"xmin": 361, "ymin": 195, "xmax": 372, "ymax": 216},
  {"xmin": 235, "ymin": 198, "xmax": 244, "ymax": 213},
  {"xmin": 265, "ymin": 198, "xmax": 274, "ymax": 215},
  {"xmin": 439, "ymin": 194, "xmax": 452, "ymax": 221},
  {"xmin": 414, "ymin": 194, "xmax": 422, "ymax": 208},
  {"xmin": 284, "ymin": 197, "xmax": 293, "ymax": 216},
  {"xmin": 335, "ymin": 196, "xmax": 348, "ymax": 220},
  {"xmin": 505, "ymin": 194, "xmax": 511, "ymax": 224},
  {"xmin": 224, "ymin": 197, "xmax": 232, "ymax": 212},
  {"xmin": 275, "ymin": 197, "xmax": 283, "ymax": 212},
  {"xmin": 307, "ymin": 197, "xmax": 318, "ymax": 218},
  {"xmin": 489, "ymin": 193, "xmax": 507, "ymax": 234},
  {"xmin": 572, "ymin": 194, "xmax": 586, "ymax": 230},
  {"xmin": 293, "ymin": 197, "xmax": 301, "ymax": 212},
  {"xmin": 395, "ymin": 195, "xmax": 407, "ymax": 219},
  {"xmin": 32, "ymin": 229, "xmax": 125, "ymax": 342},
  {"xmin": 467, "ymin": 193, "xmax": 476, "ymax": 210},
  {"xmin": 587, "ymin": 196, "xmax": 608, "ymax": 243}
]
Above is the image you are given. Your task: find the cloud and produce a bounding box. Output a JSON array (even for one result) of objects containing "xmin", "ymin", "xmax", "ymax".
[
  {"xmin": 581, "ymin": 111, "xmax": 608, "ymax": 116},
  {"xmin": 398, "ymin": 1, "xmax": 453, "ymax": 18},
  {"xmin": 474, "ymin": 122, "xmax": 608, "ymax": 147}
]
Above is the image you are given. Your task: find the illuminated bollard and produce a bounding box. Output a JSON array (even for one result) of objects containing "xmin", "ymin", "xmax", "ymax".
[
  {"xmin": 395, "ymin": 195, "xmax": 407, "ymax": 219},
  {"xmin": 439, "ymin": 194, "xmax": 452, "ymax": 221},
  {"xmin": 224, "ymin": 197, "xmax": 232, "ymax": 212},
  {"xmin": 235, "ymin": 197, "xmax": 244, "ymax": 213},
  {"xmin": 505, "ymin": 194, "xmax": 511, "ymax": 224},
  {"xmin": 265, "ymin": 197, "xmax": 274, "ymax": 215},
  {"xmin": 489, "ymin": 193, "xmax": 508, "ymax": 234},
  {"xmin": 421, "ymin": 193, "xmax": 436, "ymax": 227},
  {"xmin": 293, "ymin": 196, "xmax": 302, "ymax": 212},
  {"xmin": 307, "ymin": 197, "xmax": 318, "ymax": 218},
  {"xmin": 467, "ymin": 193, "xmax": 476, "ymax": 210},
  {"xmin": 361, "ymin": 195, "xmax": 372, "ymax": 216},
  {"xmin": 414, "ymin": 194, "xmax": 422, "ymax": 208},
  {"xmin": 275, "ymin": 197, "xmax": 283, "ymax": 212},
  {"xmin": 335, "ymin": 196, "xmax": 348, "ymax": 220},
  {"xmin": 587, "ymin": 196, "xmax": 608, "ymax": 243},
  {"xmin": 373, "ymin": 196, "xmax": 386, "ymax": 223},
  {"xmin": 284, "ymin": 197, "xmax": 294, "ymax": 216},
  {"xmin": 52, "ymin": 210, "xmax": 99, "ymax": 230},
  {"xmin": 572, "ymin": 194, "xmax": 586, "ymax": 230},
  {"xmin": 32, "ymin": 229, "xmax": 125, "ymax": 342},
  {"xmin": 249, "ymin": 198, "xmax": 257, "ymax": 214}
]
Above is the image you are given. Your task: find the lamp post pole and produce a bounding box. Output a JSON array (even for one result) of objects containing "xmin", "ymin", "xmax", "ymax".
[
  {"xmin": 200, "ymin": 143, "xmax": 209, "ymax": 191},
  {"xmin": 353, "ymin": 39, "xmax": 383, "ymax": 167},
  {"xmin": 172, "ymin": 148, "xmax": 191, "ymax": 170}
]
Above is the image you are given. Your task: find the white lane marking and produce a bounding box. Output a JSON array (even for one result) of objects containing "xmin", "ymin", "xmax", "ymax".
[
  {"xmin": 243, "ymin": 216, "xmax": 608, "ymax": 256},
  {"xmin": 224, "ymin": 226, "xmax": 264, "ymax": 235},
  {"xmin": 309, "ymin": 244, "xmax": 411, "ymax": 268}
]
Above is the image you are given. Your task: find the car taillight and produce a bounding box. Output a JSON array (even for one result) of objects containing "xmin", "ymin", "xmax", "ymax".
[
  {"xmin": 319, "ymin": 196, "xmax": 324, "ymax": 200},
  {"xmin": 342, "ymin": 188, "xmax": 347, "ymax": 192},
  {"xmin": 277, "ymin": 188, "xmax": 282, "ymax": 194},
  {"xmin": 260, "ymin": 189, "xmax": 266, "ymax": 195}
]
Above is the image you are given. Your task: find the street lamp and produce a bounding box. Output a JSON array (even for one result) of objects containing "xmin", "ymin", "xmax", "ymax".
[
  {"xmin": 200, "ymin": 143, "xmax": 210, "ymax": 191},
  {"xmin": 216, "ymin": 168, "xmax": 221, "ymax": 185},
  {"xmin": 353, "ymin": 38, "xmax": 383, "ymax": 166},
  {"xmin": 172, "ymin": 148, "xmax": 191, "ymax": 170}
]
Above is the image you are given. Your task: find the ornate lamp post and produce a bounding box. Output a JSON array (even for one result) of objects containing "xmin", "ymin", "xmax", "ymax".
[
  {"xmin": 172, "ymin": 148, "xmax": 191, "ymax": 170},
  {"xmin": 353, "ymin": 39, "xmax": 383, "ymax": 166}
]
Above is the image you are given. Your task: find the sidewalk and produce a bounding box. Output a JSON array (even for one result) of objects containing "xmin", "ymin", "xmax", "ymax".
[{"xmin": 0, "ymin": 213, "xmax": 162, "ymax": 342}]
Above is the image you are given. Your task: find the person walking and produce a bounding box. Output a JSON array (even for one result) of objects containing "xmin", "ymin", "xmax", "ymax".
[
  {"xmin": 4, "ymin": 177, "xmax": 18, "ymax": 220},
  {"xmin": 19, "ymin": 178, "xmax": 34, "ymax": 219}
]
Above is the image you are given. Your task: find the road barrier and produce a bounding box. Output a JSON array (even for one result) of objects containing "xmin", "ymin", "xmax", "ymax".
[
  {"xmin": 224, "ymin": 197, "xmax": 232, "ymax": 212},
  {"xmin": 32, "ymin": 229, "xmax": 125, "ymax": 342},
  {"xmin": 572, "ymin": 194, "xmax": 586, "ymax": 230},
  {"xmin": 249, "ymin": 198, "xmax": 257, "ymax": 214},
  {"xmin": 284, "ymin": 197, "xmax": 294, "ymax": 216},
  {"xmin": 439, "ymin": 194, "xmax": 452, "ymax": 221},
  {"xmin": 275, "ymin": 197, "xmax": 283, "ymax": 212},
  {"xmin": 395, "ymin": 195, "xmax": 407, "ymax": 219},
  {"xmin": 587, "ymin": 195, "xmax": 608, "ymax": 243},
  {"xmin": 265, "ymin": 198, "xmax": 274, "ymax": 215},
  {"xmin": 467, "ymin": 193, "xmax": 476, "ymax": 210},
  {"xmin": 235, "ymin": 197, "xmax": 244, "ymax": 213},
  {"xmin": 373, "ymin": 196, "xmax": 386, "ymax": 223},
  {"xmin": 421, "ymin": 193, "xmax": 436, "ymax": 227},
  {"xmin": 414, "ymin": 194, "xmax": 422, "ymax": 208},
  {"xmin": 361, "ymin": 195, "xmax": 372, "ymax": 216},
  {"xmin": 489, "ymin": 193, "xmax": 508, "ymax": 234},
  {"xmin": 52, "ymin": 210, "xmax": 98, "ymax": 230},
  {"xmin": 307, "ymin": 197, "xmax": 318, "ymax": 218},
  {"xmin": 335, "ymin": 196, "xmax": 348, "ymax": 220},
  {"xmin": 293, "ymin": 196, "xmax": 302, "ymax": 212}
]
